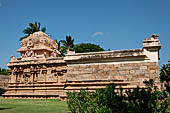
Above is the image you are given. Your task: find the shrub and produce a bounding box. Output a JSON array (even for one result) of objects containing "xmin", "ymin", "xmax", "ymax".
[{"xmin": 67, "ymin": 84, "xmax": 170, "ymax": 113}]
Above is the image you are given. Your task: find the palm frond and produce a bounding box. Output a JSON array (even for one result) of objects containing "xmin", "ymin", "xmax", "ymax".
[
  {"xmin": 32, "ymin": 23, "xmax": 38, "ymax": 32},
  {"xmin": 20, "ymin": 22, "xmax": 47, "ymax": 41},
  {"xmin": 60, "ymin": 40, "xmax": 66, "ymax": 45},
  {"xmin": 23, "ymin": 28, "xmax": 33, "ymax": 34},
  {"xmin": 41, "ymin": 27, "xmax": 46, "ymax": 32},
  {"xmin": 20, "ymin": 35, "xmax": 29, "ymax": 41},
  {"xmin": 38, "ymin": 22, "xmax": 41, "ymax": 31},
  {"xmin": 29, "ymin": 23, "xmax": 34, "ymax": 28}
]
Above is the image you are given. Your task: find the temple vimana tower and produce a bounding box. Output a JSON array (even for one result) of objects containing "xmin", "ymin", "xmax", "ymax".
[{"xmin": 3, "ymin": 32, "xmax": 161, "ymax": 100}]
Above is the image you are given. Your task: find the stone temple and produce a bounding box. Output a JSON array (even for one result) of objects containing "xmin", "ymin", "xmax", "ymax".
[{"xmin": 3, "ymin": 32, "xmax": 161, "ymax": 100}]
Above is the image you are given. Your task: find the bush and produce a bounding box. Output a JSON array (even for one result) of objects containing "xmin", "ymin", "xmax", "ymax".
[{"xmin": 67, "ymin": 84, "xmax": 170, "ymax": 113}]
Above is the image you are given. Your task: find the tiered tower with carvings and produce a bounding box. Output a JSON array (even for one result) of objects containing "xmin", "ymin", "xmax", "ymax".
[{"xmin": 16, "ymin": 32, "xmax": 60, "ymax": 60}]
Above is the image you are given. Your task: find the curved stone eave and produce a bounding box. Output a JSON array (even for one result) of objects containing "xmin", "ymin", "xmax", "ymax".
[{"xmin": 7, "ymin": 57, "xmax": 65, "ymax": 67}]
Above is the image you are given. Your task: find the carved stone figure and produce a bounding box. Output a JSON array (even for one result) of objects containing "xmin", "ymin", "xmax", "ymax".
[
  {"xmin": 21, "ymin": 41, "xmax": 27, "ymax": 47},
  {"xmin": 27, "ymin": 39, "xmax": 34, "ymax": 49},
  {"xmin": 25, "ymin": 50, "xmax": 34, "ymax": 57},
  {"xmin": 51, "ymin": 50, "xmax": 57, "ymax": 57},
  {"xmin": 50, "ymin": 40, "xmax": 57, "ymax": 49}
]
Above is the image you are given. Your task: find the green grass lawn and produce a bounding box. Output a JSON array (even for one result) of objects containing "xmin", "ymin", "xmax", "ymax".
[{"xmin": 0, "ymin": 97, "xmax": 68, "ymax": 113}]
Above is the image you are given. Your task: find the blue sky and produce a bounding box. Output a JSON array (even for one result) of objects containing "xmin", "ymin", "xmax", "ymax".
[{"xmin": 0, "ymin": 0, "xmax": 169, "ymax": 68}]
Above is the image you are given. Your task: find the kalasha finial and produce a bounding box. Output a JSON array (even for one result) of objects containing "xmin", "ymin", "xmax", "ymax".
[{"xmin": 152, "ymin": 34, "xmax": 159, "ymax": 39}]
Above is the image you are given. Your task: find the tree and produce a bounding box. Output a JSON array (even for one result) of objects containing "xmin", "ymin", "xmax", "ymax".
[
  {"xmin": 160, "ymin": 61, "xmax": 170, "ymax": 92},
  {"xmin": 20, "ymin": 22, "xmax": 46, "ymax": 41},
  {"xmin": 0, "ymin": 68, "xmax": 8, "ymax": 75},
  {"xmin": 60, "ymin": 36, "xmax": 74, "ymax": 54},
  {"xmin": 74, "ymin": 43, "xmax": 105, "ymax": 53}
]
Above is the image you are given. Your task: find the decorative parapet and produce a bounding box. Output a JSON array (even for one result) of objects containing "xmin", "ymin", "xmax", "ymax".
[
  {"xmin": 64, "ymin": 49, "xmax": 146, "ymax": 64},
  {"xmin": 65, "ymin": 34, "xmax": 161, "ymax": 64}
]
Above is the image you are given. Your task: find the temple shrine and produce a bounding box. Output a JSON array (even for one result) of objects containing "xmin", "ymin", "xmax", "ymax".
[{"xmin": 3, "ymin": 32, "xmax": 161, "ymax": 100}]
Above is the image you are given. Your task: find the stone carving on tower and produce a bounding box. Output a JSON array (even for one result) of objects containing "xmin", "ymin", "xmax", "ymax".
[{"xmin": 16, "ymin": 31, "xmax": 60, "ymax": 60}]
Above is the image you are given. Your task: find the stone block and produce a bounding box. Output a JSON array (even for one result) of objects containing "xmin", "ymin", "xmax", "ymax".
[
  {"xmin": 130, "ymin": 70, "xmax": 135, "ymax": 74},
  {"xmin": 90, "ymin": 65, "xmax": 98, "ymax": 68},
  {"xmin": 135, "ymin": 70, "xmax": 144, "ymax": 74},
  {"xmin": 111, "ymin": 66, "xmax": 116, "ymax": 70},
  {"xmin": 150, "ymin": 70, "xmax": 156, "ymax": 74},
  {"xmin": 145, "ymin": 74, "xmax": 150, "ymax": 78},
  {"xmin": 140, "ymin": 66, "xmax": 147, "ymax": 70},
  {"xmin": 148, "ymin": 66, "xmax": 156, "ymax": 70},
  {"xmin": 119, "ymin": 70, "xmax": 129, "ymax": 75}
]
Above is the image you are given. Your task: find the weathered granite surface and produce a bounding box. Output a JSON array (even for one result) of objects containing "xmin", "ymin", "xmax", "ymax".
[
  {"xmin": 3, "ymin": 33, "xmax": 161, "ymax": 100},
  {"xmin": 0, "ymin": 75, "xmax": 8, "ymax": 89}
]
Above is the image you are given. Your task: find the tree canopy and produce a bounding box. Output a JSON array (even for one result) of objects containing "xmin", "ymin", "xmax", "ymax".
[
  {"xmin": 74, "ymin": 43, "xmax": 105, "ymax": 53},
  {"xmin": 0, "ymin": 68, "xmax": 8, "ymax": 75},
  {"xmin": 20, "ymin": 22, "xmax": 46, "ymax": 41}
]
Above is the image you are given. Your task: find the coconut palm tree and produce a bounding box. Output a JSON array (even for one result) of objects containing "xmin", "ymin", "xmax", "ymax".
[
  {"xmin": 60, "ymin": 36, "xmax": 74, "ymax": 54},
  {"xmin": 20, "ymin": 22, "xmax": 46, "ymax": 41}
]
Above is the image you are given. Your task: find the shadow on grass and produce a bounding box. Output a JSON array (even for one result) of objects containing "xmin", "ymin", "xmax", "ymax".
[{"xmin": 0, "ymin": 107, "xmax": 14, "ymax": 110}]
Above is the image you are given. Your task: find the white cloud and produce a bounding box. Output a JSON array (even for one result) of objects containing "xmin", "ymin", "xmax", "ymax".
[{"xmin": 92, "ymin": 32, "xmax": 103, "ymax": 37}]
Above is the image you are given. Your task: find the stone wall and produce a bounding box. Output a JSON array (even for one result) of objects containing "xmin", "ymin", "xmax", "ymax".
[
  {"xmin": 0, "ymin": 75, "xmax": 9, "ymax": 89},
  {"xmin": 67, "ymin": 62, "xmax": 160, "ymax": 88},
  {"xmin": 0, "ymin": 75, "xmax": 9, "ymax": 95}
]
